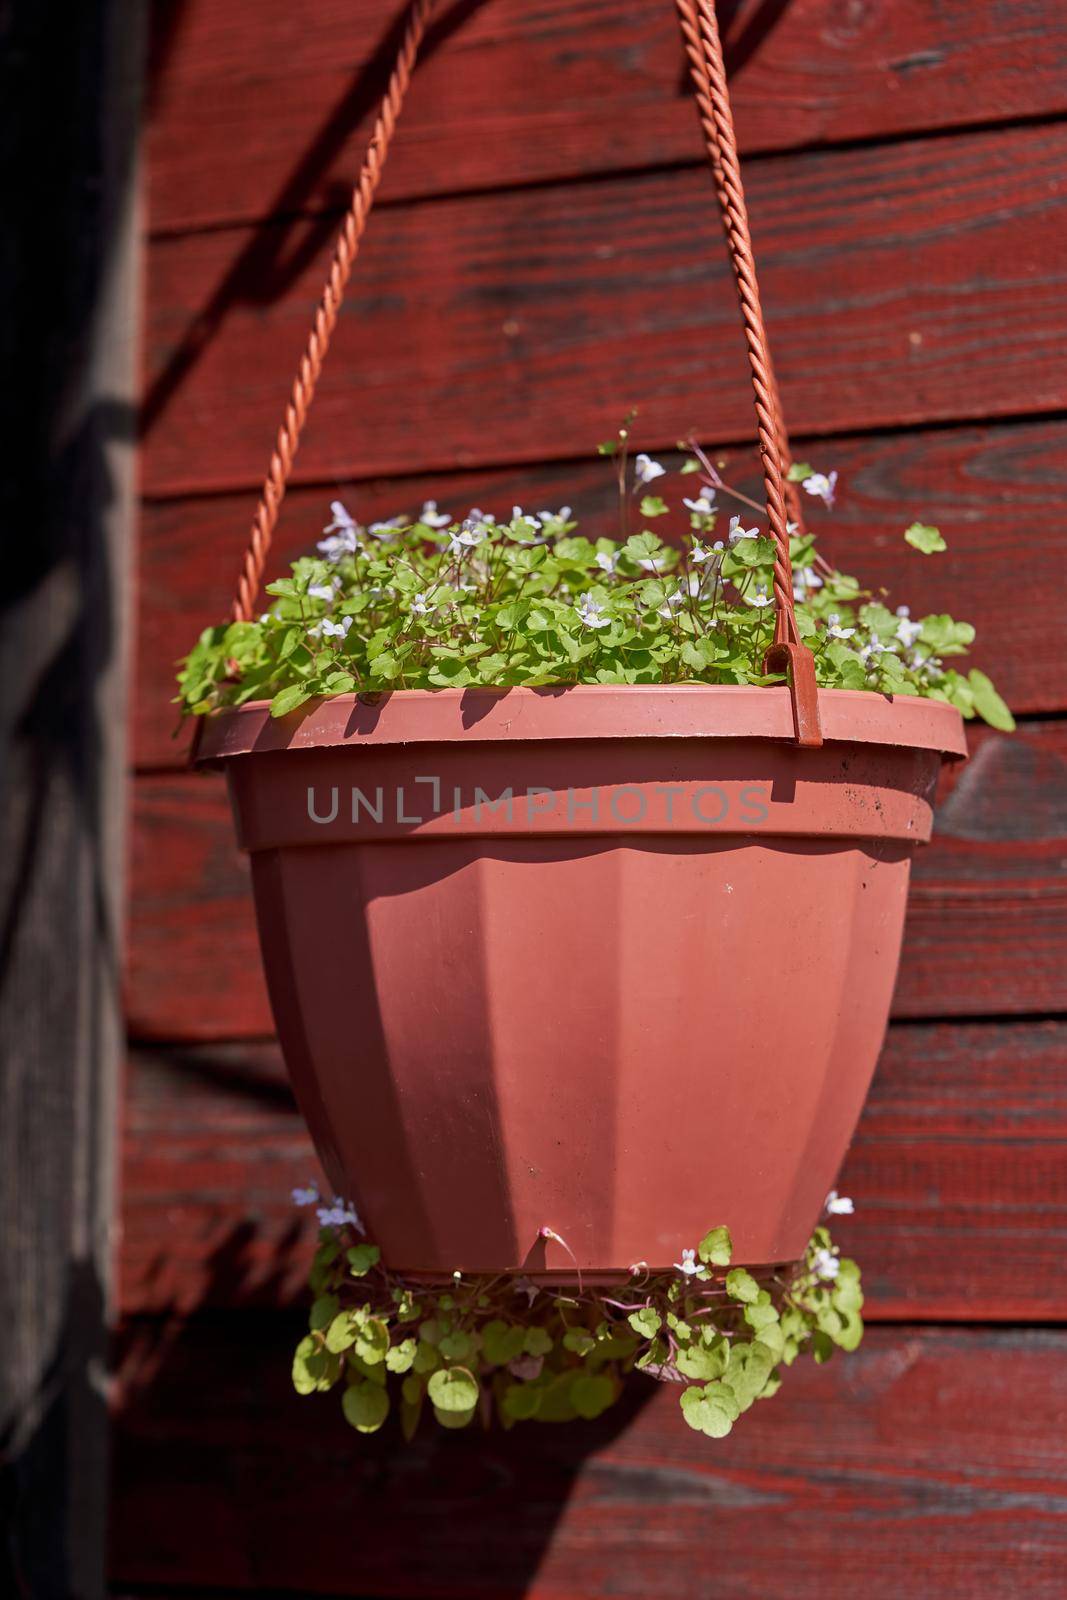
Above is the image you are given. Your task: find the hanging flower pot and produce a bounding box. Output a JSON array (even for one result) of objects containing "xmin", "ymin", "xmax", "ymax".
[
  {"xmin": 199, "ymin": 682, "xmax": 965, "ymax": 1279},
  {"xmin": 178, "ymin": 0, "xmax": 1012, "ymax": 1438}
]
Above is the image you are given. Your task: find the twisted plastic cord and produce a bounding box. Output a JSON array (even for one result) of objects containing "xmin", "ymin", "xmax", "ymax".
[
  {"xmin": 674, "ymin": 0, "xmax": 821, "ymax": 743},
  {"xmin": 673, "ymin": 0, "xmax": 808, "ymax": 547},
  {"xmin": 230, "ymin": 0, "xmax": 437, "ymax": 625}
]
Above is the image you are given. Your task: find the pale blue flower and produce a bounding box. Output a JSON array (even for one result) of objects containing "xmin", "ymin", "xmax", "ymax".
[
  {"xmin": 826, "ymin": 1190, "xmax": 854, "ymax": 1216},
  {"xmin": 803, "ymin": 471, "xmax": 838, "ymax": 509},
  {"xmin": 291, "ymin": 1183, "xmax": 320, "ymax": 1207},
  {"xmin": 316, "ymin": 1197, "xmax": 364, "ymax": 1231}
]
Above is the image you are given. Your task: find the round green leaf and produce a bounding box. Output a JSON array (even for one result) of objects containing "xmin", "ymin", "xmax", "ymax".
[
  {"xmin": 346, "ymin": 1244, "xmax": 381, "ymax": 1277},
  {"xmin": 523, "ymin": 1327, "xmax": 553, "ymax": 1358},
  {"xmin": 438, "ymin": 1330, "xmax": 474, "ymax": 1363},
  {"xmin": 385, "ymin": 1338, "xmax": 417, "ymax": 1373},
  {"xmin": 325, "ymin": 1312, "xmax": 357, "ymax": 1354},
  {"xmin": 570, "ymin": 1373, "xmax": 615, "ymax": 1421},
  {"xmin": 725, "ymin": 1268, "xmax": 760, "ymax": 1304},
  {"xmin": 627, "ymin": 1307, "xmax": 662, "ymax": 1339},
  {"xmin": 342, "ymin": 1380, "xmax": 390, "ymax": 1434},
  {"xmin": 309, "ymin": 1294, "xmax": 339, "ymax": 1331},
  {"xmin": 502, "ymin": 1381, "xmax": 543, "ymax": 1422},
  {"xmin": 427, "ymin": 1366, "xmax": 479, "ymax": 1414},
  {"xmin": 353, "ymin": 1316, "xmax": 390, "ymax": 1365},
  {"xmin": 680, "ymin": 1381, "xmax": 740, "ymax": 1438},
  {"xmin": 698, "ymin": 1226, "xmax": 732, "ymax": 1267},
  {"xmin": 482, "ymin": 1321, "xmax": 526, "ymax": 1367}
]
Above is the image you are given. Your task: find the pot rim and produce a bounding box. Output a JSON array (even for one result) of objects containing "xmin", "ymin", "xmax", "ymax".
[{"xmin": 195, "ymin": 683, "xmax": 968, "ymax": 763}]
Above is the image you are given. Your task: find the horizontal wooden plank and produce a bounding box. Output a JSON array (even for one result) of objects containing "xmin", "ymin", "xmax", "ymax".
[
  {"xmin": 141, "ymin": 122, "xmax": 1067, "ymax": 498},
  {"xmin": 146, "ymin": 0, "xmax": 1067, "ymax": 235},
  {"xmin": 110, "ymin": 1321, "xmax": 1067, "ymax": 1598},
  {"xmin": 139, "ymin": 417, "xmax": 1067, "ymax": 768},
  {"xmin": 119, "ymin": 1020, "xmax": 1067, "ymax": 1319},
  {"xmin": 125, "ymin": 721, "xmax": 1067, "ymax": 1040}
]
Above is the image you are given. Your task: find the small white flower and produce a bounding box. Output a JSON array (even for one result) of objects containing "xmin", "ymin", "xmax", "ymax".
[
  {"xmin": 634, "ymin": 453, "xmax": 666, "ymax": 484},
  {"xmin": 896, "ymin": 605, "xmax": 911, "ymax": 618},
  {"xmin": 324, "ymin": 500, "xmax": 358, "ymax": 534},
  {"xmin": 674, "ymin": 1248, "xmax": 700, "ymax": 1277},
  {"xmin": 860, "ymin": 638, "xmax": 887, "ymax": 664},
  {"xmin": 745, "ymin": 583, "xmax": 774, "ymax": 608},
  {"xmin": 813, "ymin": 1247, "xmax": 840, "ymax": 1281},
  {"xmin": 538, "ymin": 505, "xmax": 572, "ymax": 522},
  {"xmin": 318, "ymin": 502, "xmax": 361, "ymax": 561},
  {"xmin": 419, "ymin": 499, "xmax": 450, "ymax": 528},
  {"xmin": 511, "ymin": 505, "xmax": 542, "ymax": 531},
  {"xmin": 576, "ymin": 592, "xmax": 611, "ymax": 629},
  {"xmin": 291, "ymin": 1183, "xmax": 319, "ymax": 1207},
  {"xmin": 803, "ymin": 470, "xmax": 838, "ymax": 509},
  {"xmin": 728, "ymin": 515, "xmax": 760, "ymax": 544},
  {"xmin": 793, "ymin": 566, "xmax": 823, "ymax": 600},
  {"xmin": 828, "ymin": 622, "xmax": 856, "ymax": 640},
  {"xmin": 683, "ymin": 489, "xmax": 716, "ymax": 515},
  {"xmin": 826, "ymin": 1190, "xmax": 855, "ymax": 1216},
  {"xmin": 448, "ymin": 517, "xmax": 490, "ymax": 557},
  {"xmin": 638, "ymin": 557, "xmax": 661, "ymax": 573},
  {"xmin": 308, "ymin": 577, "xmax": 342, "ymax": 602},
  {"xmin": 595, "ymin": 550, "xmax": 619, "ymax": 575},
  {"xmin": 259, "ymin": 612, "xmax": 272, "ymax": 625},
  {"xmin": 411, "ymin": 591, "xmax": 433, "ymax": 617},
  {"xmin": 896, "ymin": 616, "xmax": 923, "ymax": 648},
  {"xmin": 320, "ymin": 615, "xmax": 353, "ymax": 639}
]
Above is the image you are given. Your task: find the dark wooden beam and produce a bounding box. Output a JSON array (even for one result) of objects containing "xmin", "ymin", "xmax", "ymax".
[{"xmin": 0, "ymin": 3, "xmax": 142, "ymax": 1594}]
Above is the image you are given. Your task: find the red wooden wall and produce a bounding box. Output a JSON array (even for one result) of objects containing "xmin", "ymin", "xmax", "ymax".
[{"xmin": 114, "ymin": 3, "xmax": 1067, "ymax": 1595}]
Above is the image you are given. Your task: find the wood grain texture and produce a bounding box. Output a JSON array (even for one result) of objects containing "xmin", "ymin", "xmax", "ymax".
[
  {"xmin": 139, "ymin": 417, "xmax": 1067, "ymax": 767},
  {"xmin": 141, "ymin": 122, "xmax": 1067, "ymax": 498},
  {"xmin": 110, "ymin": 1321, "xmax": 1067, "ymax": 1599},
  {"xmin": 125, "ymin": 721, "xmax": 1067, "ymax": 1040},
  {"xmin": 146, "ymin": 0, "xmax": 1067, "ymax": 235},
  {"xmin": 119, "ymin": 1020, "xmax": 1067, "ymax": 1320}
]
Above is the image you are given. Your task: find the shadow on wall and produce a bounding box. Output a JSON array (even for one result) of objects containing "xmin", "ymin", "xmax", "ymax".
[
  {"xmin": 140, "ymin": 0, "xmax": 494, "ymax": 439},
  {"xmin": 140, "ymin": 0, "xmax": 796, "ymax": 444},
  {"xmin": 111, "ymin": 1217, "xmax": 655, "ymax": 1597}
]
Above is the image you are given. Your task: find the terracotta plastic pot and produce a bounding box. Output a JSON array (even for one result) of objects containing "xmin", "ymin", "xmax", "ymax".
[{"xmin": 199, "ymin": 684, "xmax": 965, "ymax": 1277}]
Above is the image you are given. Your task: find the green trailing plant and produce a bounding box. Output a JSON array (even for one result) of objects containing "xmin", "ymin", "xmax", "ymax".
[
  {"xmin": 178, "ymin": 427, "xmax": 1013, "ymax": 732},
  {"xmin": 290, "ymin": 1186, "xmax": 863, "ymax": 1440}
]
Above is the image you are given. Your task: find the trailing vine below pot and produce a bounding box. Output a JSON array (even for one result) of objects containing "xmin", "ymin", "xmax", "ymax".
[
  {"xmin": 177, "ymin": 426, "xmax": 1013, "ymax": 734},
  {"xmin": 290, "ymin": 1186, "xmax": 862, "ymax": 1440}
]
